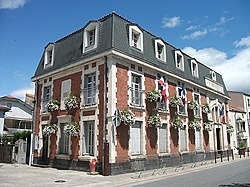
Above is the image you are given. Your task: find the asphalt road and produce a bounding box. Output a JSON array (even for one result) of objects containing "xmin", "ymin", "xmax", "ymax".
[{"xmin": 130, "ymin": 158, "xmax": 250, "ymax": 187}]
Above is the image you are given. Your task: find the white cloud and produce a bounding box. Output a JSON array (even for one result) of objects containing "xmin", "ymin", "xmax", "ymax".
[
  {"xmin": 10, "ymin": 83, "xmax": 34, "ymax": 101},
  {"xmin": 217, "ymin": 16, "xmax": 234, "ymax": 25},
  {"xmin": 162, "ymin": 16, "xmax": 181, "ymax": 28},
  {"xmin": 182, "ymin": 29, "xmax": 208, "ymax": 40},
  {"xmin": 234, "ymin": 36, "xmax": 250, "ymax": 47},
  {"xmin": 182, "ymin": 36, "xmax": 250, "ymax": 93},
  {"xmin": 0, "ymin": 0, "xmax": 26, "ymax": 9},
  {"xmin": 185, "ymin": 25, "xmax": 198, "ymax": 31}
]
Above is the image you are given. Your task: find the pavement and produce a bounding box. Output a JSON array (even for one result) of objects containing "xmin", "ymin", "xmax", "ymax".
[{"xmin": 0, "ymin": 155, "xmax": 249, "ymax": 187}]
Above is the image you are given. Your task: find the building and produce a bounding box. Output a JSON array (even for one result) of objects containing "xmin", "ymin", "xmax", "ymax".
[
  {"xmin": 228, "ymin": 91, "xmax": 250, "ymax": 151},
  {"xmin": 32, "ymin": 13, "xmax": 230, "ymax": 175},
  {"xmin": 0, "ymin": 96, "xmax": 33, "ymax": 135},
  {"xmin": 0, "ymin": 104, "xmax": 10, "ymax": 135}
]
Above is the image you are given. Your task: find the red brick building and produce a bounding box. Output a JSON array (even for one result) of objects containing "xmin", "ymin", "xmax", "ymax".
[{"xmin": 32, "ymin": 13, "xmax": 230, "ymax": 175}]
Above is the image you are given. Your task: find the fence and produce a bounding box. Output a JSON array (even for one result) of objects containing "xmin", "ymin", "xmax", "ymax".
[{"xmin": 0, "ymin": 144, "xmax": 14, "ymax": 163}]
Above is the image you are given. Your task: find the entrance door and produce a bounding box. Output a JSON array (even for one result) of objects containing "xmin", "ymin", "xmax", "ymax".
[{"xmin": 216, "ymin": 128, "xmax": 221, "ymax": 150}]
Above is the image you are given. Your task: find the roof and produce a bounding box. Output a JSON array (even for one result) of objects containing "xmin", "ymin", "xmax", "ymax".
[
  {"xmin": 0, "ymin": 96, "xmax": 33, "ymax": 110},
  {"xmin": 33, "ymin": 12, "xmax": 229, "ymax": 98},
  {"xmin": 229, "ymin": 105, "xmax": 246, "ymax": 113},
  {"xmin": 0, "ymin": 104, "xmax": 10, "ymax": 111}
]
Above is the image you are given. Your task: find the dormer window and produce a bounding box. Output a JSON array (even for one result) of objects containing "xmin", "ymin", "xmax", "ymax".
[
  {"xmin": 175, "ymin": 50, "xmax": 184, "ymax": 71},
  {"xmin": 44, "ymin": 43, "xmax": 54, "ymax": 69},
  {"xmin": 83, "ymin": 22, "xmax": 99, "ymax": 53},
  {"xmin": 210, "ymin": 71, "xmax": 216, "ymax": 81},
  {"xmin": 129, "ymin": 25, "xmax": 143, "ymax": 52},
  {"xmin": 191, "ymin": 59, "xmax": 199, "ymax": 77},
  {"xmin": 155, "ymin": 39, "xmax": 166, "ymax": 62}
]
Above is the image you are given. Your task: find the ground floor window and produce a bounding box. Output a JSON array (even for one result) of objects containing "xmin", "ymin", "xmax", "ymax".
[
  {"xmin": 195, "ymin": 129, "xmax": 201, "ymax": 150},
  {"xmin": 180, "ymin": 125, "xmax": 187, "ymax": 152},
  {"xmin": 158, "ymin": 124, "xmax": 168, "ymax": 153},
  {"xmin": 131, "ymin": 121, "xmax": 142, "ymax": 155},
  {"xmin": 82, "ymin": 121, "xmax": 95, "ymax": 156},
  {"xmin": 58, "ymin": 124, "xmax": 69, "ymax": 154}
]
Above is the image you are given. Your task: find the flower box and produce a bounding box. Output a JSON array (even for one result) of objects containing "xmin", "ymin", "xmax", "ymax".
[
  {"xmin": 148, "ymin": 115, "xmax": 162, "ymax": 127},
  {"xmin": 65, "ymin": 95, "xmax": 78, "ymax": 110},
  {"xmin": 172, "ymin": 114, "xmax": 184, "ymax": 129},
  {"xmin": 120, "ymin": 110, "xmax": 135, "ymax": 126},
  {"xmin": 204, "ymin": 121, "xmax": 212, "ymax": 131},
  {"xmin": 43, "ymin": 124, "xmax": 58, "ymax": 136},
  {"xmin": 170, "ymin": 95, "xmax": 183, "ymax": 107},
  {"xmin": 202, "ymin": 103, "xmax": 210, "ymax": 114},
  {"xmin": 46, "ymin": 99, "xmax": 60, "ymax": 112},
  {"xmin": 63, "ymin": 123, "xmax": 79, "ymax": 136},
  {"xmin": 189, "ymin": 119, "xmax": 201, "ymax": 130},
  {"xmin": 146, "ymin": 90, "xmax": 160, "ymax": 102},
  {"xmin": 227, "ymin": 124, "xmax": 234, "ymax": 133},
  {"xmin": 188, "ymin": 100, "xmax": 198, "ymax": 110}
]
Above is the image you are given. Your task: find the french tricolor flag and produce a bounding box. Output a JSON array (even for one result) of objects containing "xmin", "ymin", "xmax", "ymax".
[
  {"xmin": 220, "ymin": 105, "xmax": 225, "ymax": 124},
  {"xmin": 158, "ymin": 77, "xmax": 167, "ymax": 103}
]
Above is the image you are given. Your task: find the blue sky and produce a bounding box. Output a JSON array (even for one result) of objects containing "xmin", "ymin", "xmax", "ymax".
[{"xmin": 0, "ymin": 0, "xmax": 250, "ymax": 100}]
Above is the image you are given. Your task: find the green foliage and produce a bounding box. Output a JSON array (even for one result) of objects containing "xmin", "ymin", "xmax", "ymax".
[
  {"xmin": 13, "ymin": 131, "xmax": 31, "ymax": 142},
  {"xmin": 238, "ymin": 141, "xmax": 246, "ymax": 148}
]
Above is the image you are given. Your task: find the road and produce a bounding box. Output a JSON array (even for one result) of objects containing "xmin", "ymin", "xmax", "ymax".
[{"xmin": 129, "ymin": 158, "xmax": 250, "ymax": 187}]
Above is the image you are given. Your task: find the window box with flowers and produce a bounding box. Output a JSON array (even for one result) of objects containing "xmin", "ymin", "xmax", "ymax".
[
  {"xmin": 120, "ymin": 110, "xmax": 135, "ymax": 126},
  {"xmin": 172, "ymin": 114, "xmax": 184, "ymax": 129},
  {"xmin": 189, "ymin": 119, "xmax": 201, "ymax": 130},
  {"xmin": 46, "ymin": 99, "xmax": 60, "ymax": 112},
  {"xmin": 202, "ymin": 103, "xmax": 210, "ymax": 114},
  {"xmin": 237, "ymin": 131, "xmax": 244, "ymax": 139},
  {"xmin": 65, "ymin": 95, "xmax": 78, "ymax": 110},
  {"xmin": 148, "ymin": 114, "xmax": 162, "ymax": 127},
  {"xmin": 170, "ymin": 95, "xmax": 183, "ymax": 107},
  {"xmin": 188, "ymin": 100, "xmax": 198, "ymax": 110},
  {"xmin": 63, "ymin": 122, "xmax": 79, "ymax": 136},
  {"xmin": 204, "ymin": 121, "xmax": 212, "ymax": 131},
  {"xmin": 227, "ymin": 124, "xmax": 234, "ymax": 133},
  {"xmin": 43, "ymin": 124, "xmax": 58, "ymax": 136},
  {"xmin": 146, "ymin": 90, "xmax": 161, "ymax": 102},
  {"xmin": 236, "ymin": 117, "xmax": 244, "ymax": 123}
]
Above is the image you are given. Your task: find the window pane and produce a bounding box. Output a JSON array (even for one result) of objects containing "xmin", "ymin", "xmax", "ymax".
[
  {"xmin": 159, "ymin": 124, "xmax": 167, "ymax": 153},
  {"xmin": 59, "ymin": 124, "xmax": 69, "ymax": 154},
  {"xmin": 131, "ymin": 122, "xmax": 141, "ymax": 155},
  {"xmin": 83, "ymin": 121, "xmax": 94, "ymax": 155}
]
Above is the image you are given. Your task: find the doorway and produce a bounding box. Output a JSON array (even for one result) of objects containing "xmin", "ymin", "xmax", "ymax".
[{"xmin": 216, "ymin": 128, "xmax": 221, "ymax": 150}]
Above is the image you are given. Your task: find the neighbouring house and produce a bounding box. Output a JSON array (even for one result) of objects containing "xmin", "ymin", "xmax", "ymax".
[
  {"xmin": 25, "ymin": 94, "xmax": 35, "ymax": 107},
  {"xmin": 0, "ymin": 96, "xmax": 33, "ymax": 135},
  {"xmin": 31, "ymin": 12, "xmax": 230, "ymax": 175},
  {"xmin": 228, "ymin": 91, "xmax": 250, "ymax": 151},
  {"xmin": 0, "ymin": 104, "xmax": 10, "ymax": 135}
]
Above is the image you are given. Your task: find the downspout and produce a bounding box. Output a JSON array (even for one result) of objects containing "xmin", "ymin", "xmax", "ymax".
[
  {"xmin": 29, "ymin": 80, "xmax": 39, "ymax": 166},
  {"xmin": 102, "ymin": 56, "xmax": 107, "ymax": 175}
]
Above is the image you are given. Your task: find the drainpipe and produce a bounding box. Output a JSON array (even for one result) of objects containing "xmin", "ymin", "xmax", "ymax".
[
  {"xmin": 29, "ymin": 80, "xmax": 39, "ymax": 166},
  {"xmin": 102, "ymin": 56, "xmax": 108, "ymax": 175}
]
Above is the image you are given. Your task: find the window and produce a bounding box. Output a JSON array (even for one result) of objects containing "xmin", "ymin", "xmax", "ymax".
[
  {"xmin": 7, "ymin": 103, "xmax": 12, "ymax": 109},
  {"xmin": 83, "ymin": 121, "xmax": 95, "ymax": 156},
  {"xmin": 42, "ymin": 86, "xmax": 51, "ymax": 112},
  {"xmin": 180, "ymin": 125, "xmax": 187, "ymax": 152},
  {"xmin": 193, "ymin": 93, "xmax": 201, "ymax": 117},
  {"xmin": 158, "ymin": 124, "xmax": 168, "ymax": 153},
  {"xmin": 131, "ymin": 122, "xmax": 142, "ymax": 155},
  {"xmin": 177, "ymin": 83, "xmax": 186, "ymax": 115},
  {"xmin": 195, "ymin": 129, "xmax": 201, "ymax": 150},
  {"xmin": 210, "ymin": 71, "xmax": 216, "ymax": 81},
  {"xmin": 155, "ymin": 39, "xmax": 166, "ymax": 62},
  {"xmin": 175, "ymin": 51, "xmax": 184, "ymax": 71},
  {"xmin": 212, "ymin": 106, "xmax": 219, "ymax": 123},
  {"xmin": 247, "ymin": 99, "xmax": 250, "ymax": 107},
  {"xmin": 83, "ymin": 22, "xmax": 99, "ymax": 53},
  {"xmin": 129, "ymin": 25, "xmax": 143, "ymax": 51},
  {"xmin": 61, "ymin": 79, "xmax": 71, "ymax": 110},
  {"xmin": 44, "ymin": 44, "xmax": 54, "ymax": 68},
  {"xmin": 58, "ymin": 124, "xmax": 69, "ymax": 154},
  {"xmin": 157, "ymin": 76, "xmax": 168, "ymax": 111},
  {"xmin": 131, "ymin": 74, "xmax": 142, "ymax": 106},
  {"xmin": 191, "ymin": 59, "xmax": 199, "ymax": 77},
  {"xmin": 83, "ymin": 74, "xmax": 96, "ymax": 105},
  {"xmin": 237, "ymin": 122, "xmax": 246, "ymax": 132}
]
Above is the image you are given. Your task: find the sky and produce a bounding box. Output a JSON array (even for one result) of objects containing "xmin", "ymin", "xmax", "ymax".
[{"xmin": 0, "ymin": 0, "xmax": 250, "ymax": 100}]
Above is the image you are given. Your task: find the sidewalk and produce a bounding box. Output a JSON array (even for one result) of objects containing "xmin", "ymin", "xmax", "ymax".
[{"xmin": 0, "ymin": 155, "xmax": 249, "ymax": 187}]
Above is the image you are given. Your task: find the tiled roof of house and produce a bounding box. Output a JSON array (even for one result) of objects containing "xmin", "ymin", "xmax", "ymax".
[
  {"xmin": 33, "ymin": 12, "xmax": 229, "ymax": 98},
  {"xmin": 229, "ymin": 105, "xmax": 245, "ymax": 113},
  {"xmin": 0, "ymin": 96, "xmax": 33, "ymax": 110},
  {"xmin": 0, "ymin": 104, "xmax": 10, "ymax": 111}
]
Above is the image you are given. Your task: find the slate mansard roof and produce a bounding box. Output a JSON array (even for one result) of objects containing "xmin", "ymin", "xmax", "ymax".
[{"xmin": 33, "ymin": 12, "xmax": 229, "ymax": 98}]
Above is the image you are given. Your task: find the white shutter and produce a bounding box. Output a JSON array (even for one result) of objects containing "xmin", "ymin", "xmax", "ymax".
[
  {"xmin": 61, "ymin": 79, "xmax": 71, "ymax": 109},
  {"xmin": 195, "ymin": 130, "xmax": 201, "ymax": 150},
  {"xmin": 159, "ymin": 124, "xmax": 167, "ymax": 153},
  {"xmin": 180, "ymin": 126, "xmax": 187, "ymax": 151},
  {"xmin": 131, "ymin": 122, "xmax": 141, "ymax": 155}
]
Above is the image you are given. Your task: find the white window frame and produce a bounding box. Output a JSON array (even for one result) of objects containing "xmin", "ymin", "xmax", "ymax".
[
  {"xmin": 210, "ymin": 71, "xmax": 217, "ymax": 81},
  {"xmin": 130, "ymin": 73, "xmax": 143, "ymax": 107},
  {"xmin": 82, "ymin": 121, "xmax": 95, "ymax": 156},
  {"xmin": 60, "ymin": 79, "xmax": 71, "ymax": 110},
  {"xmin": 83, "ymin": 73, "xmax": 96, "ymax": 106},
  {"xmin": 83, "ymin": 22, "xmax": 99, "ymax": 53},
  {"xmin": 176, "ymin": 85, "xmax": 186, "ymax": 115},
  {"xmin": 42, "ymin": 85, "xmax": 51, "ymax": 113},
  {"xmin": 58, "ymin": 123, "xmax": 70, "ymax": 155},
  {"xmin": 155, "ymin": 39, "xmax": 166, "ymax": 62},
  {"xmin": 175, "ymin": 50, "xmax": 184, "ymax": 71},
  {"xmin": 179, "ymin": 125, "xmax": 187, "ymax": 152},
  {"xmin": 191, "ymin": 59, "xmax": 199, "ymax": 77},
  {"xmin": 44, "ymin": 43, "xmax": 54, "ymax": 69},
  {"xmin": 195, "ymin": 129, "xmax": 201, "ymax": 150},
  {"xmin": 129, "ymin": 25, "xmax": 143, "ymax": 52},
  {"xmin": 158, "ymin": 123, "xmax": 168, "ymax": 153},
  {"xmin": 193, "ymin": 92, "xmax": 201, "ymax": 117},
  {"xmin": 156, "ymin": 77, "xmax": 169, "ymax": 112}
]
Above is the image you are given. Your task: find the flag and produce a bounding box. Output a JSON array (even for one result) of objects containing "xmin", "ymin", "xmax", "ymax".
[
  {"xmin": 158, "ymin": 77, "xmax": 167, "ymax": 103},
  {"xmin": 181, "ymin": 86, "xmax": 186, "ymax": 106},
  {"xmin": 220, "ymin": 105, "xmax": 225, "ymax": 124},
  {"xmin": 158, "ymin": 77, "xmax": 165, "ymax": 86}
]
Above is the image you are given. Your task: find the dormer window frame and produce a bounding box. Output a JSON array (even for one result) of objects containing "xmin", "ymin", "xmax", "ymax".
[
  {"xmin": 155, "ymin": 39, "xmax": 166, "ymax": 62},
  {"xmin": 175, "ymin": 50, "xmax": 184, "ymax": 71},
  {"xmin": 44, "ymin": 43, "xmax": 54, "ymax": 69},
  {"xmin": 83, "ymin": 22, "xmax": 99, "ymax": 53},
  {"xmin": 210, "ymin": 71, "xmax": 217, "ymax": 81},
  {"xmin": 191, "ymin": 59, "xmax": 199, "ymax": 78},
  {"xmin": 129, "ymin": 25, "xmax": 143, "ymax": 52}
]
